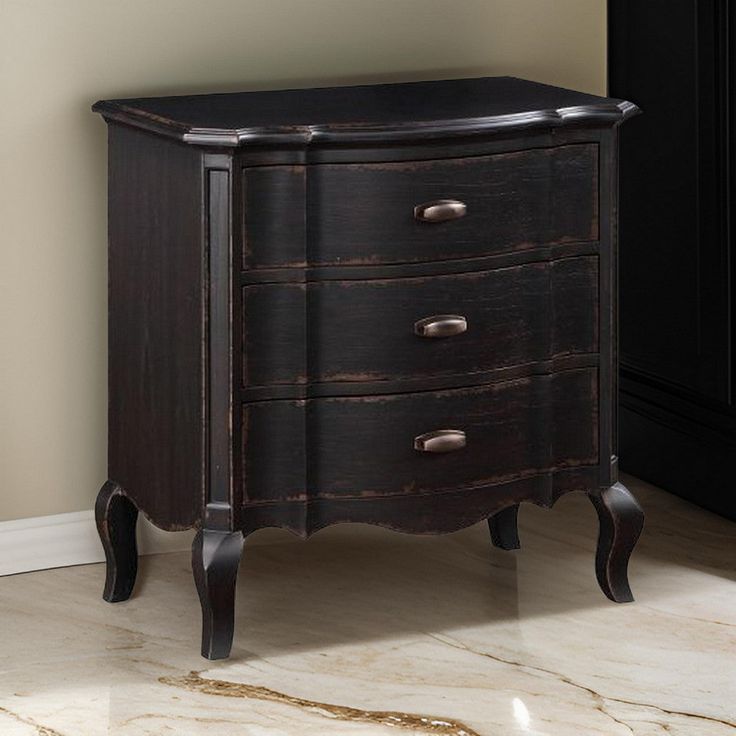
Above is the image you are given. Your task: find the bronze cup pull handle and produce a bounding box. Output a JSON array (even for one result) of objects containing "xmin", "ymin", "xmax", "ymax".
[
  {"xmin": 414, "ymin": 314, "xmax": 467, "ymax": 338},
  {"xmin": 414, "ymin": 199, "xmax": 467, "ymax": 223},
  {"xmin": 414, "ymin": 429, "xmax": 467, "ymax": 453}
]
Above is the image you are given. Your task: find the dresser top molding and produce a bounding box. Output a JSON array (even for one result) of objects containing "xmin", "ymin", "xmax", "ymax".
[{"xmin": 92, "ymin": 76, "xmax": 639, "ymax": 148}]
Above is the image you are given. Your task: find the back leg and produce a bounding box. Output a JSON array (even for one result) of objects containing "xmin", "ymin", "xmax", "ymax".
[
  {"xmin": 488, "ymin": 504, "xmax": 520, "ymax": 550},
  {"xmin": 95, "ymin": 481, "xmax": 139, "ymax": 602}
]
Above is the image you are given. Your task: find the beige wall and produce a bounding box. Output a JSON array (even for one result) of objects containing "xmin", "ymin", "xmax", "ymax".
[{"xmin": 0, "ymin": 0, "xmax": 606, "ymax": 522}]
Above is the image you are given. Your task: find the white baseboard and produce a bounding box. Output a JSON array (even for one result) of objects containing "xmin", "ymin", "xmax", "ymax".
[{"xmin": 0, "ymin": 510, "xmax": 195, "ymax": 577}]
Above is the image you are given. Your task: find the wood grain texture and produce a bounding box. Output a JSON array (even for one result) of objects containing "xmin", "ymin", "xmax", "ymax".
[
  {"xmin": 95, "ymin": 481, "xmax": 139, "ymax": 602},
  {"xmin": 241, "ymin": 368, "xmax": 599, "ymax": 508},
  {"xmin": 235, "ymin": 127, "xmax": 606, "ymax": 168},
  {"xmin": 239, "ymin": 234, "xmax": 600, "ymax": 285},
  {"xmin": 107, "ymin": 124, "xmax": 205, "ymax": 530},
  {"xmin": 239, "ymin": 355, "xmax": 600, "ymax": 403},
  {"xmin": 243, "ymin": 166, "xmax": 306, "ymax": 269},
  {"xmin": 242, "ymin": 256, "xmax": 598, "ymax": 389},
  {"xmin": 205, "ymin": 160, "xmax": 235, "ymax": 529},
  {"xmin": 238, "ymin": 467, "xmax": 601, "ymax": 538},
  {"xmin": 244, "ymin": 145, "xmax": 598, "ymax": 269}
]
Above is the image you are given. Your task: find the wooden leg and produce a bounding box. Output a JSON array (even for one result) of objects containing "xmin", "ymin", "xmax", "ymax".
[
  {"xmin": 192, "ymin": 529, "xmax": 244, "ymax": 660},
  {"xmin": 95, "ymin": 481, "xmax": 139, "ymax": 602},
  {"xmin": 488, "ymin": 504, "xmax": 520, "ymax": 550},
  {"xmin": 589, "ymin": 482, "xmax": 644, "ymax": 603}
]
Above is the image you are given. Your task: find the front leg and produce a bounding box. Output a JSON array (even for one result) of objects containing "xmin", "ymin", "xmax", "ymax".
[
  {"xmin": 589, "ymin": 482, "xmax": 644, "ymax": 602},
  {"xmin": 192, "ymin": 529, "xmax": 244, "ymax": 660},
  {"xmin": 95, "ymin": 481, "xmax": 139, "ymax": 602},
  {"xmin": 488, "ymin": 504, "xmax": 520, "ymax": 550}
]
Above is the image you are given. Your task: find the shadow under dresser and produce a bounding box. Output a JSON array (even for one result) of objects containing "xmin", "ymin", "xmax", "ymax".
[{"xmin": 92, "ymin": 76, "xmax": 643, "ymax": 659}]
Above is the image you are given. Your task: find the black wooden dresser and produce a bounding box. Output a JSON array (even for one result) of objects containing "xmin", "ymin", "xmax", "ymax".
[{"xmin": 93, "ymin": 77, "xmax": 643, "ymax": 659}]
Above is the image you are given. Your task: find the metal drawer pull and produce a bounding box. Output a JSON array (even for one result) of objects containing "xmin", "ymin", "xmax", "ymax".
[
  {"xmin": 414, "ymin": 429, "xmax": 467, "ymax": 453},
  {"xmin": 414, "ymin": 314, "xmax": 467, "ymax": 338},
  {"xmin": 414, "ymin": 199, "xmax": 467, "ymax": 223}
]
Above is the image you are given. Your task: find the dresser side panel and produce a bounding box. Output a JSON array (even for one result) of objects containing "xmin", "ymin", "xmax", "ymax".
[{"xmin": 108, "ymin": 125, "xmax": 205, "ymax": 530}]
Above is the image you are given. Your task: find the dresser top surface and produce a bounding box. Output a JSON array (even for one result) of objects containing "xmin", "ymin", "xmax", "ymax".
[{"xmin": 93, "ymin": 76, "xmax": 637, "ymax": 148}]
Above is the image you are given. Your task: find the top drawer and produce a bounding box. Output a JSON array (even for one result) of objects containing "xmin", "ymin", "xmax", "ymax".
[{"xmin": 243, "ymin": 143, "xmax": 598, "ymax": 269}]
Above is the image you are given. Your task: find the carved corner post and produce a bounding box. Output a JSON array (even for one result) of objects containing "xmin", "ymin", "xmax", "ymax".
[
  {"xmin": 588, "ymin": 128, "xmax": 644, "ymax": 604},
  {"xmin": 191, "ymin": 153, "xmax": 244, "ymax": 660}
]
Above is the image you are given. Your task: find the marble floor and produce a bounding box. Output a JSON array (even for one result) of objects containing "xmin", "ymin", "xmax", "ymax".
[{"xmin": 0, "ymin": 475, "xmax": 734, "ymax": 735}]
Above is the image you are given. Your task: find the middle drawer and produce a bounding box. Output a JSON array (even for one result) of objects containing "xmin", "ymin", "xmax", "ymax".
[{"xmin": 242, "ymin": 255, "xmax": 598, "ymax": 389}]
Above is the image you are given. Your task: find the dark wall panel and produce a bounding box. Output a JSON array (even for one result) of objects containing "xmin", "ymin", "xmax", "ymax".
[{"xmin": 610, "ymin": 0, "xmax": 736, "ymax": 518}]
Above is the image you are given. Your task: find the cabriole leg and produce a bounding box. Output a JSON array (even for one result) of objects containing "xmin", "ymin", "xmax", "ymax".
[
  {"xmin": 589, "ymin": 482, "xmax": 644, "ymax": 602},
  {"xmin": 488, "ymin": 504, "xmax": 520, "ymax": 550},
  {"xmin": 192, "ymin": 529, "xmax": 244, "ymax": 660},
  {"xmin": 95, "ymin": 480, "xmax": 139, "ymax": 602}
]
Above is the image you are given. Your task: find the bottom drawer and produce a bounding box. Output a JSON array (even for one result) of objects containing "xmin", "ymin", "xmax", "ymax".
[{"xmin": 241, "ymin": 368, "xmax": 599, "ymax": 504}]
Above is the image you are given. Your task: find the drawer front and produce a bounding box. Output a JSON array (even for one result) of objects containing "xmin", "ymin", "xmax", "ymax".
[
  {"xmin": 241, "ymin": 368, "xmax": 598, "ymax": 504},
  {"xmin": 243, "ymin": 144, "xmax": 598, "ymax": 269},
  {"xmin": 243, "ymin": 256, "xmax": 598, "ymax": 388}
]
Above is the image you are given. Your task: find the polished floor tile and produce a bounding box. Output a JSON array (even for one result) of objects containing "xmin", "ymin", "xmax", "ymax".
[{"xmin": 0, "ymin": 475, "xmax": 734, "ymax": 735}]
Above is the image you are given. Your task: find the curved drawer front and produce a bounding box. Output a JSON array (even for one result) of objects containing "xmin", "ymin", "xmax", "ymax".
[
  {"xmin": 242, "ymin": 256, "xmax": 598, "ymax": 388},
  {"xmin": 241, "ymin": 368, "xmax": 598, "ymax": 505},
  {"xmin": 243, "ymin": 144, "xmax": 598, "ymax": 269}
]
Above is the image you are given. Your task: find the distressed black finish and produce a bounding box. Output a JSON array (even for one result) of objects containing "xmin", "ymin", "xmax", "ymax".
[
  {"xmin": 106, "ymin": 126, "xmax": 205, "ymax": 530},
  {"xmin": 242, "ymin": 256, "xmax": 599, "ymax": 389},
  {"xmin": 93, "ymin": 76, "xmax": 641, "ymax": 659},
  {"xmin": 241, "ymin": 369, "xmax": 599, "ymax": 505},
  {"xmin": 243, "ymin": 146, "xmax": 598, "ymax": 269},
  {"xmin": 610, "ymin": 0, "xmax": 736, "ymax": 520}
]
